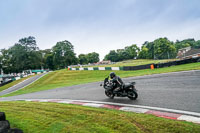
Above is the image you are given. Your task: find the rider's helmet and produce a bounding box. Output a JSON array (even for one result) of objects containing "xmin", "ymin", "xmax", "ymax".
[{"xmin": 110, "ymin": 72, "xmax": 116, "ymax": 79}]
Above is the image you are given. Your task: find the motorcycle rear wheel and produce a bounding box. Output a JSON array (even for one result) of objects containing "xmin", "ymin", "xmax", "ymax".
[
  {"xmin": 105, "ymin": 91, "xmax": 115, "ymax": 99},
  {"xmin": 128, "ymin": 90, "xmax": 138, "ymax": 100}
]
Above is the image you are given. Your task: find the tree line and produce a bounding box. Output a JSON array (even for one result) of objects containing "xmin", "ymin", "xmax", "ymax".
[
  {"xmin": 1, "ymin": 36, "xmax": 200, "ymax": 74},
  {"xmin": 104, "ymin": 37, "xmax": 200, "ymax": 62},
  {"xmin": 0, "ymin": 36, "xmax": 99, "ymax": 74}
]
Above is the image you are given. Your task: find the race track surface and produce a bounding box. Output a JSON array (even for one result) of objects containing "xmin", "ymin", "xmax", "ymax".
[
  {"xmin": 0, "ymin": 73, "xmax": 47, "ymax": 96},
  {"xmin": 1, "ymin": 70, "xmax": 200, "ymax": 113}
]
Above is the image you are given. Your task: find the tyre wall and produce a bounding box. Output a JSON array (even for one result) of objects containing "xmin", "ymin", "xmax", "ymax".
[{"xmin": 0, "ymin": 112, "xmax": 23, "ymax": 133}]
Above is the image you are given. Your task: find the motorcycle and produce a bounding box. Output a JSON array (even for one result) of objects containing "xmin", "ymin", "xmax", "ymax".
[{"xmin": 100, "ymin": 77, "xmax": 138, "ymax": 100}]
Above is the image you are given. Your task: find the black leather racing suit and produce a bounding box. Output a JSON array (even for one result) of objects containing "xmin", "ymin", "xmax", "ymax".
[{"xmin": 111, "ymin": 76, "xmax": 124, "ymax": 91}]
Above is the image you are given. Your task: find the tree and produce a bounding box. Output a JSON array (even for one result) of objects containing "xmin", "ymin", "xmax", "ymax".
[
  {"xmin": 52, "ymin": 40, "xmax": 77, "ymax": 69},
  {"xmin": 45, "ymin": 54, "xmax": 54, "ymax": 70},
  {"xmin": 142, "ymin": 41, "xmax": 155, "ymax": 59},
  {"xmin": 104, "ymin": 50, "xmax": 119, "ymax": 62},
  {"xmin": 40, "ymin": 49, "xmax": 54, "ymax": 70},
  {"xmin": 0, "ymin": 53, "xmax": 2, "ymax": 70},
  {"xmin": 153, "ymin": 38, "xmax": 176, "ymax": 59},
  {"xmin": 18, "ymin": 36, "xmax": 38, "ymax": 52},
  {"xmin": 8, "ymin": 36, "xmax": 42, "ymax": 71},
  {"xmin": 0, "ymin": 49, "xmax": 12, "ymax": 73},
  {"xmin": 8, "ymin": 44, "xmax": 26, "ymax": 72},
  {"xmin": 138, "ymin": 46, "xmax": 149, "ymax": 59},
  {"xmin": 117, "ymin": 49, "xmax": 130, "ymax": 61},
  {"xmin": 0, "ymin": 50, "xmax": 4, "ymax": 74},
  {"xmin": 125, "ymin": 44, "xmax": 140, "ymax": 59},
  {"xmin": 87, "ymin": 52, "xmax": 99, "ymax": 63},
  {"xmin": 28, "ymin": 51, "xmax": 42, "ymax": 69},
  {"xmin": 78, "ymin": 52, "xmax": 100, "ymax": 65},
  {"xmin": 194, "ymin": 40, "xmax": 200, "ymax": 49},
  {"xmin": 78, "ymin": 54, "xmax": 88, "ymax": 65},
  {"xmin": 104, "ymin": 44, "xmax": 140, "ymax": 61}
]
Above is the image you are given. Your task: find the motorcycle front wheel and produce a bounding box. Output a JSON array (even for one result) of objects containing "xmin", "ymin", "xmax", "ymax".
[{"xmin": 105, "ymin": 91, "xmax": 115, "ymax": 99}]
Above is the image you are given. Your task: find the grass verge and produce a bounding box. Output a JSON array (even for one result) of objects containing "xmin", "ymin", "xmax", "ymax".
[
  {"xmin": 2, "ymin": 62, "xmax": 200, "ymax": 97},
  {"xmin": 0, "ymin": 101, "xmax": 199, "ymax": 133}
]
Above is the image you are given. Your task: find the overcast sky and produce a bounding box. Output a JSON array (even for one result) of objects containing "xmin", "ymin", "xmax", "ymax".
[{"xmin": 0, "ymin": 0, "xmax": 200, "ymax": 60}]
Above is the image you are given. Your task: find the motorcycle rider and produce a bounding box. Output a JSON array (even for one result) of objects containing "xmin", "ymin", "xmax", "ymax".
[{"xmin": 109, "ymin": 72, "xmax": 124, "ymax": 92}]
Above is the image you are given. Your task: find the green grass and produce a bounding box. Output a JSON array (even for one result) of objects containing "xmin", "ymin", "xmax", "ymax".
[
  {"xmin": 0, "ymin": 101, "xmax": 199, "ymax": 133},
  {"xmin": 0, "ymin": 75, "xmax": 35, "ymax": 92},
  {"xmin": 2, "ymin": 62, "xmax": 200, "ymax": 97},
  {"xmin": 79, "ymin": 59, "xmax": 178, "ymax": 68}
]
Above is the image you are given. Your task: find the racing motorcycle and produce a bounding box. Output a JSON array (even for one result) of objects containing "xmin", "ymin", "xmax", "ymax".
[{"xmin": 100, "ymin": 77, "xmax": 138, "ymax": 100}]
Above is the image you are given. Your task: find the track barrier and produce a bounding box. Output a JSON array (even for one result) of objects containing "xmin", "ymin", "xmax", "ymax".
[
  {"xmin": 0, "ymin": 112, "xmax": 23, "ymax": 133},
  {"xmin": 69, "ymin": 57, "xmax": 200, "ymax": 71}
]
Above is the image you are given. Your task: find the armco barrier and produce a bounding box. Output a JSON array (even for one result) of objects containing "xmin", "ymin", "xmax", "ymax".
[
  {"xmin": 0, "ymin": 80, "xmax": 13, "ymax": 87},
  {"xmin": 155, "ymin": 57, "xmax": 200, "ymax": 68},
  {"xmin": 123, "ymin": 64, "xmax": 152, "ymax": 71},
  {"xmin": 69, "ymin": 57, "xmax": 200, "ymax": 71},
  {"xmin": 70, "ymin": 67, "xmax": 123, "ymax": 71}
]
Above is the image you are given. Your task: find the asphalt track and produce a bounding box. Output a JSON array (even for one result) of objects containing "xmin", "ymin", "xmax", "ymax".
[
  {"xmin": 0, "ymin": 73, "xmax": 47, "ymax": 96},
  {"xmin": 0, "ymin": 70, "xmax": 200, "ymax": 113}
]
